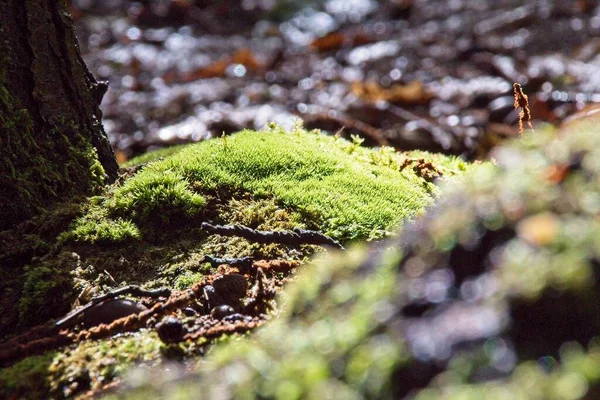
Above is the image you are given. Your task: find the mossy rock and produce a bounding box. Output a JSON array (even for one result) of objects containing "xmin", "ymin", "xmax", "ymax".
[
  {"xmin": 0, "ymin": 127, "xmax": 465, "ymax": 398},
  {"xmin": 111, "ymin": 118, "xmax": 600, "ymax": 399}
]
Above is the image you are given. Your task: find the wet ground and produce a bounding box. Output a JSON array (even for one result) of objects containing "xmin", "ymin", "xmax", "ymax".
[{"xmin": 73, "ymin": 0, "xmax": 600, "ymax": 162}]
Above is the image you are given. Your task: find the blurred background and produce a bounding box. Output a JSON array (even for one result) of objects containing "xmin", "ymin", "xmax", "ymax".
[{"xmin": 71, "ymin": 0, "xmax": 600, "ymax": 163}]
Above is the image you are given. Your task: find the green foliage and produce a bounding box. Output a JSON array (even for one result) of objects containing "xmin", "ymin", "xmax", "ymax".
[
  {"xmin": 18, "ymin": 264, "xmax": 74, "ymax": 329},
  {"xmin": 115, "ymin": 119, "xmax": 600, "ymax": 399},
  {"xmin": 73, "ymin": 127, "xmax": 462, "ymax": 244},
  {"xmin": 0, "ymin": 352, "xmax": 56, "ymax": 399},
  {"xmin": 109, "ymin": 169, "xmax": 206, "ymax": 224}
]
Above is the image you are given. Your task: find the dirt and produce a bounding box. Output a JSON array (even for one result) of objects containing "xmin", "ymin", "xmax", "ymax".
[{"xmin": 72, "ymin": 0, "xmax": 600, "ymax": 161}]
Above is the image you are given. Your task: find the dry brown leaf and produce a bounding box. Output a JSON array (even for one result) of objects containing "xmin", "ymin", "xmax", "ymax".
[
  {"xmin": 351, "ymin": 80, "xmax": 433, "ymax": 105},
  {"xmin": 311, "ymin": 31, "xmax": 374, "ymax": 53}
]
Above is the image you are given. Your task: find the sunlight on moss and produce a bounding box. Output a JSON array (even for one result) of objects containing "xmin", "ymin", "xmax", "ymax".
[
  {"xmin": 111, "ymin": 118, "xmax": 600, "ymax": 399},
  {"xmin": 66, "ymin": 128, "xmax": 465, "ymax": 243},
  {"xmin": 109, "ymin": 169, "xmax": 206, "ymax": 224},
  {"xmin": 58, "ymin": 201, "xmax": 141, "ymax": 244},
  {"xmin": 0, "ymin": 352, "xmax": 57, "ymax": 399}
]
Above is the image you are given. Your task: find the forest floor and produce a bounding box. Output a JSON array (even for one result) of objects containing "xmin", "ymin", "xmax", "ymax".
[
  {"xmin": 2, "ymin": 1, "xmax": 600, "ymax": 398},
  {"xmin": 73, "ymin": 0, "xmax": 600, "ymax": 160}
]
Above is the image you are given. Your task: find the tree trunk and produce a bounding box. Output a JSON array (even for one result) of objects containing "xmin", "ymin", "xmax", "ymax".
[{"xmin": 0, "ymin": 0, "xmax": 118, "ymax": 231}]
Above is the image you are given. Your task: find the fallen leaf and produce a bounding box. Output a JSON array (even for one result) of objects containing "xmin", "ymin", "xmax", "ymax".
[{"xmin": 351, "ymin": 80, "xmax": 433, "ymax": 105}]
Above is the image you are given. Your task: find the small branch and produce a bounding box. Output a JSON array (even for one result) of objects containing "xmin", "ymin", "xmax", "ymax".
[
  {"xmin": 385, "ymin": 103, "xmax": 457, "ymax": 151},
  {"xmin": 302, "ymin": 112, "xmax": 389, "ymax": 146},
  {"xmin": 55, "ymin": 285, "xmax": 171, "ymax": 328},
  {"xmin": 201, "ymin": 222, "xmax": 345, "ymax": 250},
  {"xmin": 513, "ymin": 82, "xmax": 533, "ymax": 134},
  {"xmin": 201, "ymin": 255, "xmax": 254, "ymax": 268}
]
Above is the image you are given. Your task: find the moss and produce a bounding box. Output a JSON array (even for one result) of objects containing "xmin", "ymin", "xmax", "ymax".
[
  {"xmin": 61, "ymin": 216, "xmax": 141, "ymax": 244},
  {"xmin": 0, "ymin": 352, "xmax": 56, "ymax": 399},
  {"xmin": 66, "ymin": 127, "xmax": 464, "ymax": 244},
  {"xmin": 173, "ymin": 271, "xmax": 206, "ymax": 290},
  {"xmin": 0, "ymin": 200, "xmax": 85, "ymax": 338},
  {"xmin": 0, "ymin": 82, "xmax": 106, "ymax": 230},
  {"xmin": 113, "ymin": 117, "xmax": 600, "ymax": 398},
  {"xmin": 18, "ymin": 262, "xmax": 75, "ymax": 329},
  {"xmin": 0, "ymin": 128, "xmax": 468, "ymax": 396},
  {"xmin": 109, "ymin": 169, "xmax": 206, "ymax": 224},
  {"xmin": 0, "ymin": 332, "xmax": 163, "ymax": 399},
  {"xmin": 47, "ymin": 332, "xmax": 163, "ymax": 397},
  {"xmin": 0, "ymin": 32, "xmax": 108, "ymax": 229}
]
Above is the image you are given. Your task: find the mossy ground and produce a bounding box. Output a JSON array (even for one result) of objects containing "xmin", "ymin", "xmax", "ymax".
[
  {"xmin": 62, "ymin": 126, "xmax": 468, "ymax": 244},
  {"xmin": 108, "ymin": 116, "xmax": 600, "ymax": 399},
  {"xmin": 0, "ymin": 127, "xmax": 464, "ymax": 398}
]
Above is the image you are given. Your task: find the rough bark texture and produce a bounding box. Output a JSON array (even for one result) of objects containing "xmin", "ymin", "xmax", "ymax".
[{"xmin": 0, "ymin": 0, "xmax": 118, "ymax": 231}]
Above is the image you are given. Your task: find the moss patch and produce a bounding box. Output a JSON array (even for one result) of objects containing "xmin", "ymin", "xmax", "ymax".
[
  {"xmin": 0, "ymin": 352, "xmax": 57, "ymax": 399},
  {"xmin": 18, "ymin": 263, "xmax": 75, "ymax": 330},
  {"xmin": 64, "ymin": 127, "xmax": 466, "ymax": 244},
  {"xmin": 113, "ymin": 117, "xmax": 600, "ymax": 398},
  {"xmin": 0, "ymin": 127, "xmax": 467, "ymax": 398}
]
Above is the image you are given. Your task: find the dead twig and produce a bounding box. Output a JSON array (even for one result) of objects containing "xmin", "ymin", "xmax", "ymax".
[
  {"xmin": 513, "ymin": 82, "xmax": 534, "ymax": 134},
  {"xmin": 202, "ymin": 255, "xmax": 254, "ymax": 269},
  {"xmin": 201, "ymin": 222, "xmax": 345, "ymax": 250},
  {"xmin": 302, "ymin": 112, "xmax": 389, "ymax": 146},
  {"xmin": 55, "ymin": 286, "xmax": 171, "ymax": 328}
]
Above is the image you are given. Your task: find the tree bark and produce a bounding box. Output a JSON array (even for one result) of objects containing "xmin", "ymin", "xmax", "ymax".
[{"xmin": 0, "ymin": 0, "xmax": 118, "ymax": 230}]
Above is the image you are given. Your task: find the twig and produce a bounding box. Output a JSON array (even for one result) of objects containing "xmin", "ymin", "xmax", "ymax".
[
  {"xmin": 55, "ymin": 286, "xmax": 171, "ymax": 328},
  {"xmin": 201, "ymin": 222, "xmax": 345, "ymax": 250},
  {"xmin": 202, "ymin": 255, "xmax": 254, "ymax": 268},
  {"xmin": 302, "ymin": 112, "xmax": 389, "ymax": 146},
  {"xmin": 513, "ymin": 82, "xmax": 533, "ymax": 134},
  {"xmin": 385, "ymin": 103, "xmax": 457, "ymax": 151}
]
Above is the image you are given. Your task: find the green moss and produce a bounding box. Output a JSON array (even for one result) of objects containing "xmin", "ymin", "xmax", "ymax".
[
  {"xmin": 18, "ymin": 263, "xmax": 75, "ymax": 329},
  {"xmin": 109, "ymin": 169, "xmax": 206, "ymax": 224},
  {"xmin": 168, "ymin": 128, "xmax": 432, "ymax": 240},
  {"xmin": 113, "ymin": 118, "xmax": 600, "ymax": 399},
  {"xmin": 0, "ymin": 352, "xmax": 56, "ymax": 399},
  {"xmin": 47, "ymin": 332, "xmax": 163, "ymax": 397},
  {"xmin": 0, "ymin": 83, "xmax": 106, "ymax": 230},
  {"xmin": 61, "ymin": 216, "xmax": 141, "ymax": 244},
  {"xmin": 67, "ymin": 128, "xmax": 464, "ymax": 244},
  {"xmin": 0, "ymin": 332, "xmax": 163, "ymax": 399},
  {"xmin": 0, "ymin": 33, "xmax": 107, "ymax": 229},
  {"xmin": 173, "ymin": 270, "xmax": 206, "ymax": 290},
  {"xmin": 0, "ymin": 124, "xmax": 470, "ymax": 396}
]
